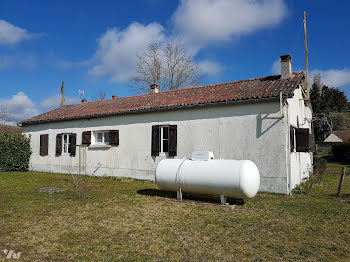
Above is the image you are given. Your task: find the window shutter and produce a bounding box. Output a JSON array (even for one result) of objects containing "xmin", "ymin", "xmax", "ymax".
[
  {"xmin": 290, "ymin": 126, "xmax": 295, "ymax": 152},
  {"xmin": 151, "ymin": 125, "xmax": 160, "ymax": 156},
  {"xmin": 69, "ymin": 133, "xmax": 77, "ymax": 157},
  {"xmin": 82, "ymin": 131, "xmax": 91, "ymax": 145},
  {"xmin": 40, "ymin": 134, "xmax": 49, "ymax": 156},
  {"xmin": 55, "ymin": 134, "xmax": 62, "ymax": 156},
  {"xmin": 296, "ymin": 128, "xmax": 310, "ymax": 152},
  {"xmin": 168, "ymin": 125, "xmax": 177, "ymax": 157},
  {"xmin": 109, "ymin": 130, "xmax": 119, "ymax": 146}
]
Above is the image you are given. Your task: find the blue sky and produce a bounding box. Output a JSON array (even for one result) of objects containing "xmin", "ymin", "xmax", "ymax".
[{"xmin": 0, "ymin": 0, "xmax": 349, "ymax": 123}]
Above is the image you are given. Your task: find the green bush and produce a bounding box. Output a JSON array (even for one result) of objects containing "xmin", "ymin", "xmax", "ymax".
[
  {"xmin": 293, "ymin": 157, "xmax": 327, "ymax": 195},
  {"xmin": 0, "ymin": 131, "xmax": 31, "ymax": 172},
  {"xmin": 293, "ymin": 175, "xmax": 318, "ymax": 194},
  {"xmin": 332, "ymin": 143, "xmax": 350, "ymax": 163}
]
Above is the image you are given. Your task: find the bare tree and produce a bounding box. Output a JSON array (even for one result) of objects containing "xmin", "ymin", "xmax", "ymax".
[
  {"xmin": 312, "ymin": 72, "xmax": 323, "ymax": 95},
  {"xmin": 132, "ymin": 40, "xmax": 203, "ymax": 93},
  {"xmin": 0, "ymin": 105, "xmax": 11, "ymax": 124},
  {"xmin": 91, "ymin": 91, "xmax": 107, "ymax": 101},
  {"xmin": 312, "ymin": 113, "xmax": 334, "ymax": 140}
]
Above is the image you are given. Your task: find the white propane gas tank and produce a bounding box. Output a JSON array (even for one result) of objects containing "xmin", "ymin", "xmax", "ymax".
[{"xmin": 155, "ymin": 152, "xmax": 260, "ymax": 199}]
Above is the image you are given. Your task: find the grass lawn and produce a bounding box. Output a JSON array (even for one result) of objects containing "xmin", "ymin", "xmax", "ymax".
[{"xmin": 0, "ymin": 166, "xmax": 349, "ymax": 261}]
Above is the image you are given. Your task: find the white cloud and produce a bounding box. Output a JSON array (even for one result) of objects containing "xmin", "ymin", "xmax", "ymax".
[
  {"xmin": 88, "ymin": 22, "xmax": 165, "ymax": 83},
  {"xmin": 0, "ymin": 92, "xmax": 81, "ymax": 123},
  {"xmin": 0, "ymin": 20, "xmax": 36, "ymax": 45},
  {"xmin": 198, "ymin": 60, "xmax": 223, "ymax": 75},
  {"xmin": 311, "ymin": 69, "xmax": 350, "ymax": 88},
  {"xmin": 40, "ymin": 95, "xmax": 80, "ymax": 112},
  {"xmin": 271, "ymin": 59, "xmax": 280, "ymax": 75},
  {"xmin": 172, "ymin": 0, "xmax": 287, "ymax": 49},
  {"xmin": 0, "ymin": 92, "xmax": 38, "ymax": 123},
  {"xmin": 0, "ymin": 55, "xmax": 36, "ymax": 70}
]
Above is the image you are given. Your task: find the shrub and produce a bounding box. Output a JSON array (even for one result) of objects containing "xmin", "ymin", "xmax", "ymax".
[
  {"xmin": 293, "ymin": 175, "xmax": 318, "ymax": 194},
  {"xmin": 293, "ymin": 157, "xmax": 327, "ymax": 194},
  {"xmin": 332, "ymin": 143, "xmax": 350, "ymax": 163},
  {"xmin": 0, "ymin": 131, "xmax": 31, "ymax": 172},
  {"xmin": 313, "ymin": 157, "xmax": 327, "ymax": 183}
]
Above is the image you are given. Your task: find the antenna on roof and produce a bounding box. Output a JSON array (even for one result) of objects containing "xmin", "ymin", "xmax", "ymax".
[
  {"xmin": 79, "ymin": 89, "xmax": 85, "ymax": 100},
  {"xmin": 60, "ymin": 81, "xmax": 65, "ymax": 107}
]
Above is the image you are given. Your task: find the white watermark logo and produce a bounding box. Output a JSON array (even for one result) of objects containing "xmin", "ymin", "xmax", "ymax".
[{"xmin": 2, "ymin": 249, "xmax": 21, "ymax": 259}]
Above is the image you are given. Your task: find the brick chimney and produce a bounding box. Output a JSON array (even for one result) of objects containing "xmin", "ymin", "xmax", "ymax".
[
  {"xmin": 112, "ymin": 95, "xmax": 117, "ymax": 100},
  {"xmin": 81, "ymin": 99, "xmax": 87, "ymax": 104},
  {"xmin": 280, "ymin": 54, "xmax": 292, "ymax": 79},
  {"xmin": 150, "ymin": 84, "xmax": 159, "ymax": 94}
]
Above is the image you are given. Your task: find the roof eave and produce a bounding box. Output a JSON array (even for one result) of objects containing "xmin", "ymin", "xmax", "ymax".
[{"xmin": 20, "ymin": 95, "xmax": 290, "ymax": 126}]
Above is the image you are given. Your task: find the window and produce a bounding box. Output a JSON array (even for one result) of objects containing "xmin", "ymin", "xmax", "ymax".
[
  {"xmin": 81, "ymin": 130, "xmax": 119, "ymax": 146},
  {"xmin": 160, "ymin": 126, "xmax": 169, "ymax": 154},
  {"xmin": 39, "ymin": 134, "xmax": 49, "ymax": 156},
  {"xmin": 93, "ymin": 131, "xmax": 110, "ymax": 145},
  {"xmin": 290, "ymin": 126, "xmax": 311, "ymax": 153},
  {"xmin": 62, "ymin": 134, "xmax": 71, "ymax": 154},
  {"xmin": 55, "ymin": 133, "xmax": 76, "ymax": 157},
  {"xmin": 151, "ymin": 125, "xmax": 177, "ymax": 157}
]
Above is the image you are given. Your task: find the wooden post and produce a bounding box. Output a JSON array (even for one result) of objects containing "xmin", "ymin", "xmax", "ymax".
[
  {"xmin": 60, "ymin": 81, "xmax": 65, "ymax": 107},
  {"xmin": 336, "ymin": 167, "xmax": 346, "ymax": 198},
  {"xmin": 303, "ymin": 11, "xmax": 310, "ymax": 100}
]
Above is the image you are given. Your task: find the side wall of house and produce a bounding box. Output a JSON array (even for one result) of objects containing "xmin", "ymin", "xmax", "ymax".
[
  {"xmin": 286, "ymin": 87, "xmax": 313, "ymax": 191},
  {"xmin": 22, "ymin": 101, "xmax": 289, "ymax": 194}
]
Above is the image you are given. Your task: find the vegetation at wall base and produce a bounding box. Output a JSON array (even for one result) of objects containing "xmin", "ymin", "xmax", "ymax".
[
  {"xmin": 293, "ymin": 157, "xmax": 327, "ymax": 194},
  {"xmin": 0, "ymin": 131, "xmax": 31, "ymax": 172}
]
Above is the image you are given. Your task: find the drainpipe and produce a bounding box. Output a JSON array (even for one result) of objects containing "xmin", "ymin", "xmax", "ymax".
[{"xmin": 284, "ymin": 101, "xmax": 292, "ymax": 195}]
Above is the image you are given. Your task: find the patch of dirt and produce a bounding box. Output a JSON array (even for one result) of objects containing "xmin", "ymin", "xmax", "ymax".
[{"xmin": 37, "ymin": 187, "xmax": 67, "ymax": 194}]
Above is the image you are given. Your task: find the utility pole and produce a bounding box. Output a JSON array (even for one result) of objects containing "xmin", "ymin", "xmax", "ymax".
[
  {"xmin": 61, "ymin": 81, "xmax": 65, "ymax": 107},
  {"xmin": 304, "ymin": 11, "xmax": 310, "ymax": 99}
]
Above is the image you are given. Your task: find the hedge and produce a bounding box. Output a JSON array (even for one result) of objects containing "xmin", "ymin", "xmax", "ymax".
[
  {"xmin": 332, "ymin": 143, "xmax": 350, "ymax": 163},
  {"xmin": 0, "ymin": 131, "xmax": 31, "ymax": 172}
]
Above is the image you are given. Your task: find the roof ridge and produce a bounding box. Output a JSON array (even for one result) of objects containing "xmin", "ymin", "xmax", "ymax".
[
  {"xmin": 67, "ymin": 71, "xmax": 305, "ymax": 107},
  {"xmin": 138, "ymin": 71, "xmax": 303, "ymax": 95},
  {"xmin": 20, "ymin": 71, "xmax": 305, "ymax": 125}
]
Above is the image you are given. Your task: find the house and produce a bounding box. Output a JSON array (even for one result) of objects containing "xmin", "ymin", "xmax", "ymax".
[
  {"xmin": 324, "ymin": 133, "xmax": 343, "ymax": 143},
  {"xmin": 20, "ymin": 55, "xmax": 313, "ymax": 194},
  {"xmin": 325, "ymin": 130, "xmax": 350, "ymax": 143}
]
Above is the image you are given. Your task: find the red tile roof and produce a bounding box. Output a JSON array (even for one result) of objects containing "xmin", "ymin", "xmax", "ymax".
[
  {"xmin": 20, "ymin": 72, "xmax": 305, "ymax": 125},
  {"xmin": 0, "ymin": 124, "xmax": 21, "ymax": 133}
]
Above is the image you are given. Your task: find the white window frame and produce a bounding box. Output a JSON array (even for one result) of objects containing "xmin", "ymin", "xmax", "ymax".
[
  {"xmin": 62, "ymin": 133, "xmax": 71, "ymax": 154},
  {"xmin": 293, "ymin": 128, "xmax": 296, "ymax": 153},
  {"xmin": 92, "ymin": 131, "xmax": 110, "ymax": 145},
  {"xmin": 159, "ymin": 126, "xmax": 169, "ymax": 156}
]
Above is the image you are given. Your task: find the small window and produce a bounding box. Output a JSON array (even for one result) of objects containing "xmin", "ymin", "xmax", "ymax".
[
  {"xmin": 56, "ymin": 133, "xmax": 76, "ymax": 157},
  {"xmin": 93, "ymin": 131, "xmax": 110, "ymax": 145},
  {"xmin": 40, "ymin": 134, "xmax": 49, "ymax": 156},
  {"xmin": 62, "ymin": 134, "xmax": 71, "ymax": 154},
  {"xmin": 295, "ymin": 128, "xmax": 310, "ymax": 152},
  {"xmin": 151, "ymin": 125, "xmax": 177, "ymax": 157},
  {"xmin": 160, "ymin": 126, "xmax": 169, "ymax": 154}
]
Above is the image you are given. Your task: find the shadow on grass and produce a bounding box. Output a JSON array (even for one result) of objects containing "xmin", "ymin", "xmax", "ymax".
[
  {"xmin": 137, "ymin": 189, "xmax": 245, "ymax": 205},
  {"xmin": 323, "ymin": 155, "xmax": 350, "ymax": 167},
  {"xmin": 327, "ymin": 193, "xmax": 350, "ymax": 200}
]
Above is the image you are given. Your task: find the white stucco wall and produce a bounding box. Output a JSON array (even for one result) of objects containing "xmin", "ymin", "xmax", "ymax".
[
  {"xmin": 22, "ymin": 101, "xmax": 292, "ymax": 194},
  {"xmin": 286, "ymin": 87, "xmax": 313, "ymax": 190}
]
